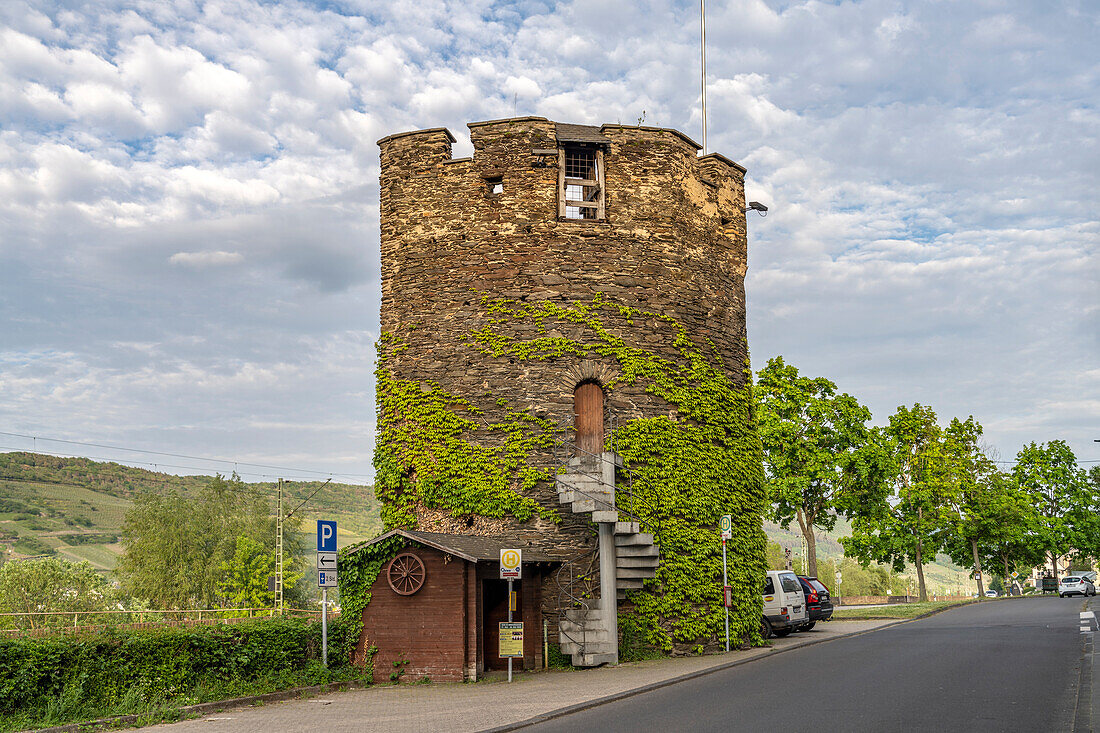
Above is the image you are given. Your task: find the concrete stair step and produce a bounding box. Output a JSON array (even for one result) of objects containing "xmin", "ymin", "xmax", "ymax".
[
  {"xmin": 617, "ymin": 566, "xmax": 658, "ymax": 579},
  {"xmin": 567, "ymin": 640, "xmax": 615, "ymax": 654},
  {"xmin": 616, "ymin": 544, "xmax": 659, "ymax": 557},
  {"xmin": 572, "ymin": 499, "xmax": 596, "ymax": 513},
  {"xmin": 615, "ymin": 533, "xmax": 655, "ymax": 546},
  {"xmin": 591, "ymin": 510, "xmax": 619, "ymax": 523},
  {"xmin": 556, "ymin": 472, "xmax": 602, "ymax": 484},
  {"xmin": 614, "ymin": 521, "xmax": 640, "ymax": 535},
  {"xmin": 563, "ymin": 608, "xmax": 606, "ymax": 623},
  {"xmin": 616, "ymin": 572, "xmax": 646, "ymax": 585},
  {"xmin": 617, "ymin": 556, "xmax": 660, "ymax": 569},
  {"xmin": 559, "ymin": 626, "xmax": 612, "ymax": 643},
  {"xmin": 571, "ymin": 652, "xmax": 617, "ymax": 667}
]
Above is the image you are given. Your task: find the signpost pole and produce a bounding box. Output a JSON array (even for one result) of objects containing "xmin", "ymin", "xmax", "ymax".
[
  {"xmin": 507, "ymin": 579, "xmax": 513, "ymax": 683},
  {"xmin": 316, "ymin": 520, "xmax": 338, "ymax": 669},
  {"xmin": 722, "ymin": 538, "xmax": 729, "ymax": 652},
  {"xmin": 720, "ymin": 514, "xmax": 732, "ymax": 653}
]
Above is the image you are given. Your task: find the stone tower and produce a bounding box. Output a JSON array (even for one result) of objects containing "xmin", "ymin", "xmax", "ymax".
[{"xmin": 374, "ymin": 117, "xmax": 765, "ymax": 663}]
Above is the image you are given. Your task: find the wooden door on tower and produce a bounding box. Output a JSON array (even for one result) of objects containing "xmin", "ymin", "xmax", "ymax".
[{"xmin": 574, "ymin": 382, "xmax": 604, "ymax": 459}]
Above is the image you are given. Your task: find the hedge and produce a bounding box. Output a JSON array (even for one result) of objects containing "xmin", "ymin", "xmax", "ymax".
[{"xmin": 0, "ymin": 616, "xmax": 353, "ymax": 718}]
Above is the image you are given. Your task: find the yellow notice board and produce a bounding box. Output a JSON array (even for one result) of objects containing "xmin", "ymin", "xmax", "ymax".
[{"xmin": 499, "ymin": 622, "xmax": 523, "ymax": 658}]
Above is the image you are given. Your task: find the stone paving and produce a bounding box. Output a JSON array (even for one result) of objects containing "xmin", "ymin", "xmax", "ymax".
[{"xmin": 138, "ymin": 620, "xmax": 892, "ymax": 733}]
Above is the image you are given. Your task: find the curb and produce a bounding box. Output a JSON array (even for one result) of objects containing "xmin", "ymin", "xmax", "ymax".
[
  {"xmin": 483, "ymin": 602, "xmax": 974, "ymax": 733},
  {"xmin": 30, "ymin": 680, "xmax": 364, "ymax": 733}
]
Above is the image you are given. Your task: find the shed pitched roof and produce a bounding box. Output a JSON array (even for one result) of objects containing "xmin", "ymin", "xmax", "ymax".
[
  {"xmin": 346, "ymin": 529, "xmax": 563, "ymax": 563},
  {"xmin": 555, "ymin": 123, "xmax": 610, "ymax": 145}
]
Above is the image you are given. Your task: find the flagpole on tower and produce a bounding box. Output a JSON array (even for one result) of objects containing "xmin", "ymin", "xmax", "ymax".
[{"xmin": 700, "ymin": 0, "xmax": 707, "ymax": 154}]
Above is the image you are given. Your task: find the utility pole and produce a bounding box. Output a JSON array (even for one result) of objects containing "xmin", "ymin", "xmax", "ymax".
[{"xmin": 276, "ymin": 478, "xmax": 284, "ymax": 613}]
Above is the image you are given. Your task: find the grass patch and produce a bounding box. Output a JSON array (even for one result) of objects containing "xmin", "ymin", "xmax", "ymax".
[
  {"xmin": 833, "ymin": 599, "xmax": 975, "ymax": 619},
  {"xmin": 0, "ymin": 662, "xmax": 364, "ymax": 733}
]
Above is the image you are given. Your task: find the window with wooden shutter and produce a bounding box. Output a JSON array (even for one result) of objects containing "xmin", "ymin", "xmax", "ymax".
[{"xmin": 559, "ymin": 146, "xmax": 605, "ymax": 220}]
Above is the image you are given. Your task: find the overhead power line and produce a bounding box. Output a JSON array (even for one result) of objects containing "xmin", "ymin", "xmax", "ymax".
[
  {"xmin": 0, "ymin": 443, "xmax": 370, "ymax": 488},
  {"xmin": 0, "ymin": 429, "xmax": 373, "ymax": 481}
]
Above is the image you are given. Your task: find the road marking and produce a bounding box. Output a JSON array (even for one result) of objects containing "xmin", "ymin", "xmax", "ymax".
[{"xmin": 1082, "ymin": 611, "xmax": 1095, "ymax": 619}]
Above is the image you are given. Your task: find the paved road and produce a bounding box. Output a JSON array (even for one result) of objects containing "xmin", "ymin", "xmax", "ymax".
[
  {"xmin": 138, "ymin": 620, "xmax": 892, "ymax": 733},
  {"xmin": 523, "ymin": 596, "xmax": 1094, "ymax": 733}
]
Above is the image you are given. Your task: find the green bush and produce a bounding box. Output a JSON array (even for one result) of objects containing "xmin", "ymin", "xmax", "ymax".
[{"xmin": 0, "ymin": 617, "xmax": 360, "ymax": 723}]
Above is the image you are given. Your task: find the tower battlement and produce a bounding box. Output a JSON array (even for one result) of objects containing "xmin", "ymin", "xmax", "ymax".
[{"xmin": 377, "ymin": 117, "xmax": 750, "ymax": 368}]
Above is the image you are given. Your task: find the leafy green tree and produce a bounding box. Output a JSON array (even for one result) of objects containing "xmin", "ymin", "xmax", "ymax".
[
  {"xmin": 1012, "ymin": 440, "xmax": 1095, "ymax": 578},
  {"xmin": 117, "ymin": 474, "xmax": 303, "ymax": 608},
  {"xmin": 841, "ymin": 404, "xmax": 944, "ymax": 601},
  {"xmin": 0, "ymin": 557, "xmax": 119, "ymax": 629},
  {"xmin": 815, "ymin": 556, "xmax": 906, "ymax": 596},
  {"xmin": 971, "ymin": 479, "xmax": 1045, "ymax": 594},
  {"xmin": 935, "ymin": 417, "xmax": 1007, "ymax": 598},
  {"xmin": 755, "ymin": 357, "xmax": 889, "ymax": 577},
  {"xmin": 218, "ymin": 535, "xmax": 302, "ymax": 608}
]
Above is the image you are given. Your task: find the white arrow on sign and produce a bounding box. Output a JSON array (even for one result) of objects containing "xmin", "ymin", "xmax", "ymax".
[{"xmin": 317, "ymin": 552, "xmax": 337, "ymax": 570}]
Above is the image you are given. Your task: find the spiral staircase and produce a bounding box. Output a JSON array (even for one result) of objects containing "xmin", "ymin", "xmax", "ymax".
[{"xmin": 554, "ymin": 452, "xmax": 660, "ymax": 666}]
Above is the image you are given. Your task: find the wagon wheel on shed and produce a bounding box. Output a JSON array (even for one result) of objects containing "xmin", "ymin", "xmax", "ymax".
[{"xmin": 387, "ymin": 553, "xmax": 426, "ymax": 595}]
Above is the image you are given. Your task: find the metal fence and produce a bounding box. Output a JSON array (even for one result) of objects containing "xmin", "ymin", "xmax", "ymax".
[{"xmin": 0, "ymin": 607, "xmax": 322, "ymax": 637}]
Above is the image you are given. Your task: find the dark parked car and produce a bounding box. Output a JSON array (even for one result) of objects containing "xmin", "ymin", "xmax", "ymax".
[{"xmin": 796, "ymin": 575, "xmax": 834, "ymax": 629}]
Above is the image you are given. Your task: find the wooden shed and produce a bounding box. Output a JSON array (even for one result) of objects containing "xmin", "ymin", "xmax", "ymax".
[{"xmin": 349, "ymin": 530, "xmax": 561, "ymax": 682}]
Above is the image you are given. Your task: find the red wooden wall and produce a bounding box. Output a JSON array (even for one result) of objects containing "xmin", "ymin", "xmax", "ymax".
[{"xmin": 358, "ymin": 547, "xmax": 468, "ymax": 682}]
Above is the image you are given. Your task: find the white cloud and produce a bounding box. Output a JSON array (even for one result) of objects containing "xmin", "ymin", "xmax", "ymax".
[
  {"xmin": 168, "ymin": 250, "xmax": 244, "ymax": 268},
  {"xmin": 0, "ymin": 0, "xmax": 1096, "ymax": 478}
]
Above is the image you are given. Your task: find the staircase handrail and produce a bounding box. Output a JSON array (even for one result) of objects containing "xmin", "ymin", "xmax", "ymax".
[
  {"xmin": 553, "ymin": 545, "xmax": 598, "ymax": 657},
  {"xmin": 552, "ymin": 436, "xmax": 662, "ymax": 544}
]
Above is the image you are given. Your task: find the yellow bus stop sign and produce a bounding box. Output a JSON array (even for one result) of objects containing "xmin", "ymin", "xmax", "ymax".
[{"xmin": 500, "ymin": 548, "xmax": 522, "ymax": 580}]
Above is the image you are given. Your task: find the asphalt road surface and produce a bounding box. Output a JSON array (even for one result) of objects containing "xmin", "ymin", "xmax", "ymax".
[{"xmin": 521, "ymin": 596, "xmax": 1096, "ymax": 733}]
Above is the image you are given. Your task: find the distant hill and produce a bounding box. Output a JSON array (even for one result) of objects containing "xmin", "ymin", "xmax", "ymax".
[
  {"xmin": 0, "ymin": 452, "xmax": 382, "ymax": 571},
  {"xmin": 763, "ymin": 516, "xmax": 978, "ymax": 595},
  {"xmin": 1, "ymin": 451, "xmax": 974, "ymax": 592}
]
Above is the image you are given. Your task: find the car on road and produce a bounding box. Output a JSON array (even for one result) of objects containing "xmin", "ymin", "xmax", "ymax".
[
  {"xmin": 796, "ymin": 575, "xmax": 834, "ymax": 630},
  {"xmin": 1059, "ymin": 576, "xmax": 1096, "ymax": 597},
  {"xmin": 984, "ymin": 590, "xmax": 998, "ymax": 597},
  {"xmin": 761, "ymin": 570, "xmax": 808, "ymax": 639}
]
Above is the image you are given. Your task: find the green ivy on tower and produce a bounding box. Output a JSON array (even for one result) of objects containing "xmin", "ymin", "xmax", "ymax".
[{"xmin": 368, "ymin": 294, "xmax": 766, "ymax": 653}]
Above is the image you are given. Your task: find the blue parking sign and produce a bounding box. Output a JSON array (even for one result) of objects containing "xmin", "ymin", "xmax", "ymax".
[{"xmin": 317, "ymin": 520, "xmax": 337, "ymax": 552}]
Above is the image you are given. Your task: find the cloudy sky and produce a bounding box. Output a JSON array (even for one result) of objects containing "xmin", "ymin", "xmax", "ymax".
[{"xmin": 0, "ymin": 0, "xmax": 1096, "ymax": 483}]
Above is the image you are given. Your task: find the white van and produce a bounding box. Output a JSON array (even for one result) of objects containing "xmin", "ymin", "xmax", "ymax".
[{"xmin": 761, "ymin": 570, "xmax": 808, "ymax": 638}]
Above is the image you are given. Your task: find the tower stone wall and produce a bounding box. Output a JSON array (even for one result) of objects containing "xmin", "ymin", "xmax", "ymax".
[{"xmin": 375, "ymin": 116, "xmax": 762, "ymax": 650}]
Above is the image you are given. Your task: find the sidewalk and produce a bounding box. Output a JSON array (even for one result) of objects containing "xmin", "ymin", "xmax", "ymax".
[{"xmin": 140, "ymin": 620, "xmax": 894, "ymax": 733}]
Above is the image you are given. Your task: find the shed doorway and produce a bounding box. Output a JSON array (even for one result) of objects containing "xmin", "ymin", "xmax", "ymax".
[
  {"xmin": 483, "ymin": 579, "xmax": 522, "ymax": 670},
  {"xmin": 574, "ymin": 381, "xmax": 604, "ymax": 458}
]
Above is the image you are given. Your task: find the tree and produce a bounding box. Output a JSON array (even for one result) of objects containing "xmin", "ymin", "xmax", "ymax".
[
  {"xmin": 0, "ymin": 557, "xmax": 119, "ymax": 629},
  {"xmin": 841, "ymin": 404, "xmax": 943, "ymax": 601},
  {"xmin": 970, "ymin": 477, "xmax": 1045, "ymax": 594},
  {"xmin": 755, "ymin": 357, "xmax": 889, "ymax": 578},
  {"xmin": 932, "ymin": 422, "xmax": 1044, "ymax": 597},
  {"xmin": 218, "ymin": 535, "xmax": 302, "ymax": 608},
  {"xmin": 1012, "ymin": 440, "xmax": 1095, "ymax": 578},
  {"xmin": 117, "ymin": 473, "xmax": 302, "ymax": 608}
]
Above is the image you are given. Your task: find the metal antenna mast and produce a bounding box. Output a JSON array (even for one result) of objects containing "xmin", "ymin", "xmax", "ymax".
[{"xmin": 700, "ymin": 0, "xmax": 707, "ymax": 154}]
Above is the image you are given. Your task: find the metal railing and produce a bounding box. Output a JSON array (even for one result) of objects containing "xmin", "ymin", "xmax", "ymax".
[
  {"xmin": 553, "ymin": 544, "xmax": 599, "ymax": 658},
  {"xmin": 0, "ymin": 607, "xmax": 321, "ymax": 634},
  {"xmin": 550, "ymin": 420, "xmax": 663, "ymax": 660},
  {"xmin": 551, "ymin": 431, "xmax": 662, "ymax": 543}
]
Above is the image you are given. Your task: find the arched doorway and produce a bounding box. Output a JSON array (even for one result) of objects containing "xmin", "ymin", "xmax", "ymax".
[{"xmin": 573, "ymin": 381, "xmax": 604, "ymax": 459}]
